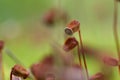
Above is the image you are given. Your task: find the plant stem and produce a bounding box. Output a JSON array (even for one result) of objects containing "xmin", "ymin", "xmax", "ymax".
[
  {"xmin": 5, "ymin": 48, "xmax": 25, "ymax": 66},
  {"xmin": 113, "ymin": 0, "xmax": 120, "ymax": 74},
  {"xmin": 5, "ymin": 48, "xmax": 35, "ymax": 80},
  {"xmin": 10, "ymin": 71, "xmax": 12, "ymax": 80},
  {"xmin": 0, "ymin": 51, "xmax": 4, "ymax": 80},
  {"xmin": 77, "ymin": 44, "xmax": 82, "ymax": 66},
  {"xmin": 77, "ymin": 44, "xmax": 84, "ymax": 80},
  {"xmin": 78, "ymin": 30, "xmax": 89, "ymax": 79}
]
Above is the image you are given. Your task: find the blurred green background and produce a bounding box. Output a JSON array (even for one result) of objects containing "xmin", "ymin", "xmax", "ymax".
[{"xmin": 0, "ymin": 0, "xmax": 120, "ymax": 80}]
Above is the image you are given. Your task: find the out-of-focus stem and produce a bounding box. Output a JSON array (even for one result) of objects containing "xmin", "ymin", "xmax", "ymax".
[
  {"xmin": 113, "ymin": 0, "xmax": 120, "ymax": 74},
  {"xmin": 5, "ymin": 48, "xmax": 35, "ymax": 80},
  {"xmin": 78, "ymin": 30, "xmax": 89, "ymax": 79},
  {"xmin": 10, "ymin": 71, "xmax": 12, "ymax": 80},
  {"xmin": 0, "ymin": 51, "xmax": 4, "ymax": 80},
  {"xmin": 58, "ymin": 0, "xmax": 61, "ymax": 9},
  {"xmin": 5, "ymin": 48, "xmax": 24, "ymax": 66}
]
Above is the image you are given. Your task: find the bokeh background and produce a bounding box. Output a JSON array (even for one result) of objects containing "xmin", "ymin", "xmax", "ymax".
[{"xmin": 0, "ymin": 0, "xmax": 120, "ymax": 80}]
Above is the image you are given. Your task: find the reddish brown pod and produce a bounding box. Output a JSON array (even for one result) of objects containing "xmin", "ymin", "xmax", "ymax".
[
  {"xmin": 63, "ymin": 37, "xmax": 78, "ymax": 52},
  {"xmin": 65, "ymin": 20, "xmax": 89, "ymax": 79},
  {"xmin": 43, "ymin": 8, "xmax": 68, "ymax": 26},
  {"xmin": 43, "ymin": 8, "xmax": 56, "ymax": 25},
  {"xmin": 90, "ymin": 72, "xmax": 105, "ymax": 80},
  {"xmin": 64, "ymin": 20, "xmax": 89, "ymax": 78},
  {"xmin": 31, "ymin": 63, "xmax": 45, "ymax": 80},
  {"xmin": 11, "ymin": 64, "xmax": 29, "ymax": 79},
  {"xmin": 41, "ymin": 55, "xmax": 54, "ymax": 66},
  {"xmin": 102, "ymin": 56, "xmax": 119, "ymax": 66},
  {"xmin": 65, "ymin": 20, "xmax": 80, "ymax": 35},
  {"xmin": 0, "ymin": 40, "xmax": 4, "ymax": 51},
  {"xmin": 63, "ymin": 37, "xmax": 82, "ymax": 68},
  {"xmin": 31, "ymin": 55, "xmax": 55, "ymax": 80}
]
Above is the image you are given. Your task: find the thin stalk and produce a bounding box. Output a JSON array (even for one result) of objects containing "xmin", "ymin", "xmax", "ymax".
[
  {"xmin": 5, "ymin": 48, "xmax": 35, "ymax": 80},
  {"xmin": 0, "ymin": 51, "xmax": 4, "ymax": 80},
  {"xmin": 5, "ymin": 48, "xmax": 24, "ymax": 66},
  {"xmin": 77, "ymin": 44, "xmax": 82, "ymax": 66},
  {"xmin": 78, "ymin": 30, "xmax": 89, "ymax": 79},
  {"xmin": 113, "ymin": 0, "xmax": 120, "ymax": 74},
  {"xmin": 10, "ymin": 71, "xmax": 12, "ymax": 80},
  {"xmin": 77, "ymin": 44, "xmax": 84, "ymax": 80}
]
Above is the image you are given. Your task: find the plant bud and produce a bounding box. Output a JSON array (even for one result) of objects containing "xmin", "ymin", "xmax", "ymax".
[
  {"xmin": 103, "ymin": 56, "xmax": 119, "ymax": 66},
  {"xmin": 90, "ymin": 72, "xmax": 105, "ymax": 80},
  {"xmin": 43, "ymin": 9, "xmax": 56, "ymax": 25},
  {"xmin": 11, "ymin": 64, "xmax": 29, "ymax": 79},
  {"xmin": 63, "ymin": 37, "xmax": 78, "ymax": 51},
  {"xmin": 0, "ymin": 40, "xmax": 4, "ymax": 51},
  {"xmin": 65, "ymin": 20, "xmax": 80, "ymax": 35}
]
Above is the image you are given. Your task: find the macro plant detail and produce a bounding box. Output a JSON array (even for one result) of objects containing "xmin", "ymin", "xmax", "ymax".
[
  {"xmin": 64, "ymin": 20, "xmax": 89, "ymax": 79},
  {"xmin": 63, "ymin": 37, "xmax": 78, "ymax": 52},
  {"xmin": 63, "ymin": 19, "xmax": 120, "ymax": 79},
  {"xmin": 63, "ymin": 37, "xmax": 82, "ymax": 66},
  {"xmin": 65, "ymin": 20, "xmax": 80, "ymax": 35},
  {"xmin": 10, "ymin": 64, "xmax": 29, "ymax": 80},
  {"xmin": 0, "ymin": 0, "xmax": 120, "ymax": 80}
]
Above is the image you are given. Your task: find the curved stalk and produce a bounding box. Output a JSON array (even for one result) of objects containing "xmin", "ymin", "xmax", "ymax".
[
  {"xmin": 113, "ymin": 0, "xmax": 120, "ymax": 74},
  {"xmin": 78, "ymin": 30, "xmax": 89, "ymax": 79},
  {"xmin": 5, "ymin": 48, "xmax": 24, "ymax": 66}
]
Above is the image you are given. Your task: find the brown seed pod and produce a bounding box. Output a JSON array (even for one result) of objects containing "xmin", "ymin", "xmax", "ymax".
[
  {"xmin": 90, "ymin": 72, "xmax": 105, "ymax": 80},
  {"xmin": 31, "ymin": 55, "xmax": 55, "ymax": 80},
  {"xmin": 65, "ymin": 20, "xmax": 80, "ymax": 35},
  {"xmin": 43, "ymin": 8, "xmax": 68, "ymax": 26},
  {"xmin": 43, "ymin": 9, "xmax": 56, "ymax": 25},
  {"xmin": 63, "ymin": 37, "xmax": 78, "ymax": 52},
  {"xmin": 0, "ymin": 40, "xmax": 4, "ymax": 51},
  {"xmin": 102, "ymin": 56, "xmax": 119, "ymax": 66},
  {"xmin": 11, "ymin": 64, "xmax": 29, "ymax": 79}
]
